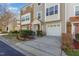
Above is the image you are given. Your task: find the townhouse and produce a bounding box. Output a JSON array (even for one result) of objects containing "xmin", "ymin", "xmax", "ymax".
[
  {"xmin": 7, "ymin": 15, "xmax": 17, "ymax": 32},
  {"xmin": 20, "ymin": 4, "xmax": 34, "ymax": 30},
  {"xmin": 15, "ymin": 15, "xmax": 21, "ymax": 31},
  {"xmin": 20, "ymin": 3, "xmax": 79, "ymax": 37},
  {"xmin": 0, "ymin": 15, "xmax": 17, "ymax": 32},
  {"xmin": 20, "ymin": 3, "xmax": 63, "ymax": 36},
  {"xmin": 62, "ymin": 3, "xmax": 79, "ymax": 38},
  {"xmin": 32, "ymin": 3, "xmax": 46, "ymax": 34},
  {"xmin": 45, "ymin": 3, "xmax": 79, "ymax": 37},
  {"xmin": 45, "ymin": 3, "xmax": 61, "ymax": 36}
]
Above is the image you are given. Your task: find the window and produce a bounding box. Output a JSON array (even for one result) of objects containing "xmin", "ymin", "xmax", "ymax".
[
  {"xmin": 46, "ymin": 8, "xmax": 48, "ymax": 16},
  {"xmin": 38, "ymin": 3, "xmax": 41, "ymax": 6},
  {"xmin": 22, "ymin": 16, "xmax": 30, "ymax": 22},
  {"xmin": 75, "ymin": 6, "xmax": 79, "ymax": 16},
  {"xmin": 27, "ymin": 17, "xmax": 29, "ymax": 20},
  {"xmin": 55, "ymin": 5, "xmax": 58, "ymax": 14},
  {"xmin": 22, "ymin": 17, "xmax": 25, "ymax": 21},
  {"xmin": 38, "ymin": 13, "xmax": 41, "ymax": 20},
  {"xmin": 46, "ymin": 6, "xmax": 54, "ymax": 16},
  {"xmin": 49, "ymin": 6, "xmax": 54, "ymax": 15},
  {"xmin": 46, "ymin": 5, "xmax": 58, "ymax": 16},
  {"xmin": 26, "ymin": 16, "xmax": 29, "ymax": 21}
]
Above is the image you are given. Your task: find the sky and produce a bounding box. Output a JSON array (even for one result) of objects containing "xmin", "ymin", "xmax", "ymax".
[
  {"xmin": 7, "ymin": 3, "xmax": 30, "ymax": 14},
  {"xmin": 0, "ymin": 3, "xmax": 31, "ymax": 14}
]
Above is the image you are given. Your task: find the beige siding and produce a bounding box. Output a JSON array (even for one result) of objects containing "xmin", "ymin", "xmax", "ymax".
[{"xmin": 60, "ymin": 3, "xmax": 66, "ymax": 33}]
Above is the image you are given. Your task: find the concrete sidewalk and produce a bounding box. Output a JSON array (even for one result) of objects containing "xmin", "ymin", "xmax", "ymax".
[
  {"xmin": 0, "ymin": 33, "xmax": 8, "ymax": 36},
  {"xmin": 15, "ymin": 36, "xmax": 67, "ymax": 56},
  {"xmin": 0, "ymin": 36, "xmax": 66, "ymax": 56}
]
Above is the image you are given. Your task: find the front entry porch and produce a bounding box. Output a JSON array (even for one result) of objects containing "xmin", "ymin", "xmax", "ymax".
[
  {"xmin": 69, "ymin": 16, "xmax": 79, "ymax": 39},
  {"xmin": 31, "ymin": 19, "xmax": 44, "ymax": 36},
  {"xmin": 67, "ymin": 16, "xmax": 79, "ymax": 49}
]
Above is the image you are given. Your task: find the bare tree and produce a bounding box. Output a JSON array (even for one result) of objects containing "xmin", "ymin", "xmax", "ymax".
[{"xmin": 0, "ymin": 4, "xmax": 17, "ymax": 32}]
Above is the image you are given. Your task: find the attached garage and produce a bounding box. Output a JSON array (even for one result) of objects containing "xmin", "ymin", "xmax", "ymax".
[{"xmin": 46, "ymin": 22, "xmax": 61, "ymax": 36}]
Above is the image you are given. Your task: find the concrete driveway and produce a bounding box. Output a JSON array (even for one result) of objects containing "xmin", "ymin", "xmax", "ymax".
[{"xmin": 15, "ymin": 36, "xmax": 66, "ymax": 56}]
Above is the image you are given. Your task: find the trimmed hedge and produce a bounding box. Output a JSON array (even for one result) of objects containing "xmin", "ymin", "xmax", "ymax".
[
  {"xmin": 37, "ymin": 30, "xmax": 44, "ymax": 37},
  {"xmin": 10, "ymin": 31, "xmax": 19, "ymax": 33},
  {"xmin": 8, "ymin": 31, "xmax": 19, "ymax": 36},
  {"xmin": 19, "ymin": 30, "xmax": 35, "ymax": 37}
]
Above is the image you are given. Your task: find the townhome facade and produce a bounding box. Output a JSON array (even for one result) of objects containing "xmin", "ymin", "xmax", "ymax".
[
  {"xmin": 20, "ymin": 3, "xmax": 64, "ymax": 36},
  {"xmin": 45, "ymin": 3, "xmax": 61, "ymax": 36},
  {"xmin": 7, "ymin": 15, "xmax": 17, "ymax": 32},
  {"xmin": 20, "ymin": 3, "xmax": 79, "ymax": 37},
  {"xmin": 15, "ymin": 15, "xmax": 21, "ymax": 31},
  {"xmin": 32, "ymin": 3, "xmax": 46, "ymax": 34},
  {"xmin": 20, "ymin": 4, "xmax": 34, "ymax": 30},
  {"xmin": 0, "ymin": 15, "xmax": 17, "ymax": 32},
  {"xmin": 62, "ymin": 3, "xmax": 79, "ymax": 39}
]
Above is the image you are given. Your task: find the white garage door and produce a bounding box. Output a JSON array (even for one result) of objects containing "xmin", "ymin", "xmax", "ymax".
[{"xmin": 46, "ymin": 23, "xmax": 61, "ymax": 36}]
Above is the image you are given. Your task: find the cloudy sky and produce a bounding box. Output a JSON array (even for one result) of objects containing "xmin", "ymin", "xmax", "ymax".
[
  {"xmin": 7, "ymin": 3, "xmax": 29, "ymax": 14},
  {"xmin": 0, "ymin": 3, "xmax": 31, "ymax": 14}
]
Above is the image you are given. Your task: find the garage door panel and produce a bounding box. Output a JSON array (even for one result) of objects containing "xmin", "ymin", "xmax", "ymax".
[{"xmin": 46, "ymin": 23, "xmax": 61, "ymax": 36}]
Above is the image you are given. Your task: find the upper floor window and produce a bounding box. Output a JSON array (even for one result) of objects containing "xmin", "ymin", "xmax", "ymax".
[
  {"xmin": 46, "ymin": 8, "xmax": 48, "ymax": 16},
  {"xmin": 38, "ymin": 3, "xmax": 41, "ymax": 6},
  {"xmin": 55, "ymin": 5, "xmax": 58, "ymax": 14},
  {"xmin": 38, "ymin": 13, "xmax": 41, "ymax": 20},
  {"xmin": 22, "ymin": 16, "xmax": 30, "ymax": 21},
  {"xmin": 26, "ymin": 16, "xmax": 29, "ymax": 21},
  {"xmin": 49, "ymin": 6, "xmax": 54, "ymax": 15},
  {"xmin": 21, "ymin": 17, "xmax": 25, "ymax": 21},
  {"xmin": 75, "ymin": 6, "xmax": 79, "ymax": 16},
  {"xmin": 46, "ymin": 5, "xmax": 58, "ymax": 16}
]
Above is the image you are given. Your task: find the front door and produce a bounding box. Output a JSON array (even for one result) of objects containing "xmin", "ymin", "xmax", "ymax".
[
  {"xmin": 75, "ymin": 23, "xmax": 79, "ymax": 34},
  {"xmin": 71, "ymin": 23, "xmax": 79, "ymax": 39}
]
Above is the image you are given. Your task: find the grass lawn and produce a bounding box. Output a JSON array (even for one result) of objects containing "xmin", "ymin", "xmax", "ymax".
[{"xmin": 65, "ymin": 49, "xmax": 79, "ymax": 56}]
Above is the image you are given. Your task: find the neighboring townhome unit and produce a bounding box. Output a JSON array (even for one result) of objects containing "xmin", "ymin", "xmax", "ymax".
[
  {"xmin": 45, "ymin": 3, "xmax": 61, "ymax": 36},
  {"xmin": 62, "ymin": 3, "xmax": 79, "ymax": 39},
  {"xmin": 15, "ymin": 15, "xmax": 21, "ymax": 31},
  {"xmin": 7, "ymin": 15, "xmax": 17, "ymax": 32},
  {"xmin": 20, "ymin": 4, "xmax": 34, "ymax": 30},
  {"xmin": 32, "ymin": 3, "xmax": 46, "ymax": 34}
]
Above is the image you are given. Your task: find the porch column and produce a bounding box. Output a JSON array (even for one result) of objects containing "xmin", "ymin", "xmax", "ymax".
[{"xmin": 71, "ymin": 23, "xmax": 74, "ymax": 35}]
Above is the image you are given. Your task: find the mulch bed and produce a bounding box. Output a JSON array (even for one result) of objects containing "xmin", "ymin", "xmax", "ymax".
[{"xmin": 73, "ymin": 40, "xmax": 79, "ymax": 49}]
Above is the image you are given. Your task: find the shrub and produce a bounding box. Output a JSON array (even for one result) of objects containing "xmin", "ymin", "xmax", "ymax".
[
  {"xmin": 8, "ymin": 30, "xmax": 19, "ymax": 36},
  {"xmin": 2, "ymin": 31, "xmax": 8, "ymax": 33},
  {"xmin": 0, "ymin": 29, "xmax": 2, "ymax": 31},
  {"xmin": 75, "ymin": 33, "xmax": 79, "ymax": 41},
  {"xmin": 37, "ymin": 30, "xmax": 44, "ymax": 37},
  {"xmin": 19, "ymin": 30, "xmax": 35, "ymax": 37},
  {"xmin": 17, "ymin": 30, "xmax": 35, "ymax": 40}
]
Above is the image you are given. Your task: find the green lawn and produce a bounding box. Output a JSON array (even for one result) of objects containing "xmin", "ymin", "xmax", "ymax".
[{"xmin": 65, "ymin": 49, "xmax": 79, "ymax": 56}]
